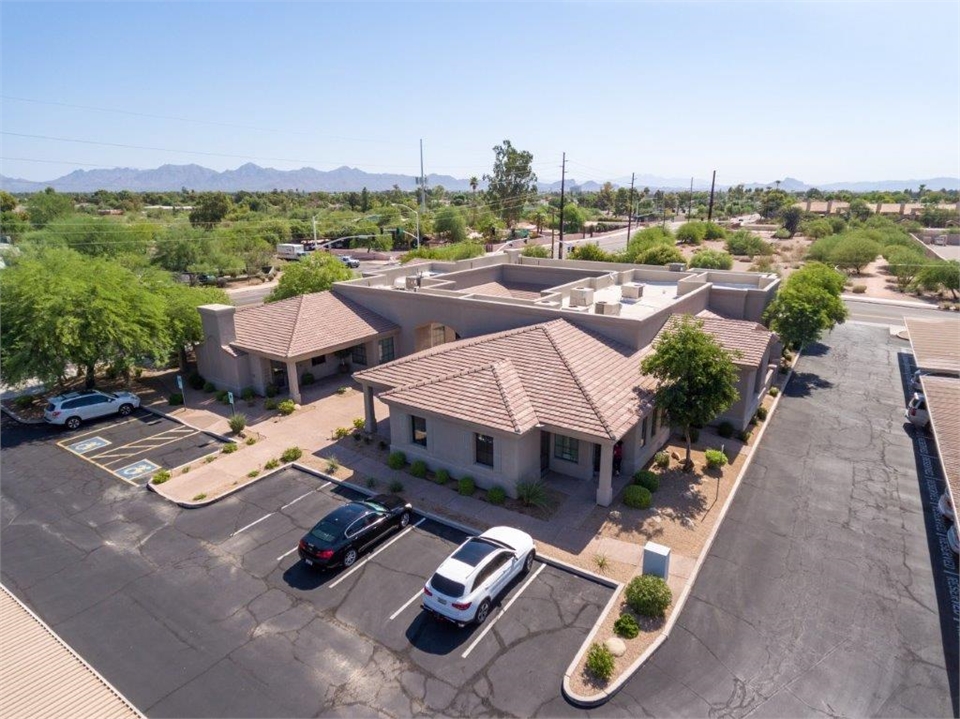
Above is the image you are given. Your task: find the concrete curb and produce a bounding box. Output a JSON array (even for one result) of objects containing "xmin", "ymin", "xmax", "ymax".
[
  {"xmin": 0, "ymin": 404, "xmax": 44, "ymax": 425},
  {"xmin": 842, "ymin": 294, "xmax": 939, "ymax": 309},
  {"xmin": 561, "ymin": 353, "xmax": 802, "ymax": 707},
  {"xmin": 148, "ymin": 460, "xmax": 299, "ymax": 507}
]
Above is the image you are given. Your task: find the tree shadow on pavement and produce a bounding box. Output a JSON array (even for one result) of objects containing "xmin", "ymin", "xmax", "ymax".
[{"xmin": 785, "ymin": 372, "xmax": 834, "ymax": 398}]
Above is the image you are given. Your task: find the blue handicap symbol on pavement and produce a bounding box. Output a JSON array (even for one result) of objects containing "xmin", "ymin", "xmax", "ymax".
[
  {"xmin": 115, "ymin": 460, "xmax": 161, "ymax": 481},
  {"xmin": 67, "ymin": 436, "xmax": 111, "ymax": 454}
]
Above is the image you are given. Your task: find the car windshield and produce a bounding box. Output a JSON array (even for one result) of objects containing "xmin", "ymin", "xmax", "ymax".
[
  {"xmin": 309, "ymin": 521, "xmax": 341, "ymax": 543},
  {"xmin": 429, "ymin": 572, "xmax": 465, "ymax": 598},
  {"xmin": 451, "ymin": 538, "xmax": 502, "ymax": 567},
  {"xmin": 360, "ymin": 499, "xmax": 388, "ymax": 513}
]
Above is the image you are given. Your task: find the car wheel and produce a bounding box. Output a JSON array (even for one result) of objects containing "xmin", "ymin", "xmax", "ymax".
[
  {"xmin": 523, "ymin": 549, "xmax": 536, "ymax": 573},
  {"xmin": 399, "ymin": 512, "xmax": 410, "ymax": 529},
  {"xmin": 118, "ymin": 404, "xmax": 133, "ymax": 417},
  {"xmin": 475, "ymin": 599, "xmax": 491, "ymax": 625},
  {"xmin": 343, "ymin": 548, "xmax": 358, "ymax": 567},
  {"xmin": 65, "ymin": 416, "xmax": 82, "ymax": 431}
]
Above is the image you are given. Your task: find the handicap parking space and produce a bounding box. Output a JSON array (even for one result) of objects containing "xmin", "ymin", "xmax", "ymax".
[
  {"xmin": 57, "ymin": 410, "xmax": 224, "ymax": 485},
  {"xmin": 184, "ymin": 465, "xmax": 616, "ymax": 707}
]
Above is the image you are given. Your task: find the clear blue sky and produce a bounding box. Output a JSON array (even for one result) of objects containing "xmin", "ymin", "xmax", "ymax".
[{"xmin": 2, "ymin": 1, "xmax": 958, "ymax": 186}]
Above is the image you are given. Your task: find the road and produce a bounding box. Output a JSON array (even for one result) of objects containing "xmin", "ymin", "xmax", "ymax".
[
  {"xmin": 843, "ymin": 296, "xmax": 960, "ymax": 326},
  {"xmin": 588, "ymin": 322, "xmax": 958, "ymax": 718}
]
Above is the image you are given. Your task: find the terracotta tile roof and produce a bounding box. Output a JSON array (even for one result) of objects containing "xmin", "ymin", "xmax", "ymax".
[
  {"xmin": 921, "ymin": 376, "xmax": 960, "ymax": 515},
  {"xmin": 657, "ymin": 314, "xmax": 775, "ymax": 367},
  {"xmin": 231, "ymin": 291, "xmax": 397, "ymax": 359},
  {"xmin": 905, "ymin": 317, "xmax": 960, "ymax": 374},
  {"xmin": 1, "ymin": 585, "xmax": 143, "ymax": 719},
  {"xmin": 358, "ymin": 319, "xmax": 656, "ymax": 440}
]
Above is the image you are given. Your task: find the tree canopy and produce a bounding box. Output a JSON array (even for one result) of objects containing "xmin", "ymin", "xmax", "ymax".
[
  {"xmin": 266, "ymin": 251, "xmax": 354, "ymax": 302},
  {"xmin": 763, "ymin": 262, "xmax": 848, "ymax": 350},
  {"xmin": 189, "ymin": 192, "xmax": 232, "ymax": 228},
  {"xmin": 482, "ymin": 140, "xmax": 537, "ymax": 227},
  {"xmin": 640, "ymin": 316, "xmax": 740, "ymax": 467}
]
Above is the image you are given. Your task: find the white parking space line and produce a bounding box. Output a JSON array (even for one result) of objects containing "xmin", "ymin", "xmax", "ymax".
[
  {"xmin": 280, "ymin": 482, "xmax": 331, "ymax": 510},
  {"xmin": 389, "ymin": 588, "xmax": 425, "ymax": 621},
  {"xmin": 230, "ymin": 513, "xmax": 274, "ymax": 537},
  {"xmin": 329, "ymin": 517, "xmax": 426, "ymax": 589},
  {"xmin": 461, "ymin": 563, "xmax": 545, "ymax": 659},
  {"xmin": 277, "ymin": 546, "xmax": 300, "ymax": 561}
]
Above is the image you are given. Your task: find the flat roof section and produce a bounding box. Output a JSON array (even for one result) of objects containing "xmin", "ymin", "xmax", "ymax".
[
  {"xmin": 560, "ymin": 281, "xmax": 679, "ymax": 319},
  {"xmin": 904, "ymin": 317, "xmax": 960, "ymax": 373},
  {"xmin": 0, "ymin": 585, "xmax": 143, "ymax": 719},
  {"xmin": 920, "ymin": 376, "xmax": 960, "ymax": 515}
]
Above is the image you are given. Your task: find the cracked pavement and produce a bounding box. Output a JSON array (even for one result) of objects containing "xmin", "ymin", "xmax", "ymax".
[{"xmin": 0, "ymin": 438, "xmax": 612, "ymax": 719}]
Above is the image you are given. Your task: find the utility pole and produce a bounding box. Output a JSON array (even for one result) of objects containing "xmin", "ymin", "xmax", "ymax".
[
  {"xmin": 707, "ymin": 170, "xmax": 717, "ymax": 222},
  {"xmin": 626, "ymin": 172, "xmax": 635, "ymax": 241},
  {"xmin": 419, "ymin": 139, "xmax": 426, "ymax": 214},
  {"xmin": 689, "ymin": 177, "xmax": 694, "ymax": 218},
  {"xmin": 558, "ymin": 152, "xmax": 566, "ymax": 259}
]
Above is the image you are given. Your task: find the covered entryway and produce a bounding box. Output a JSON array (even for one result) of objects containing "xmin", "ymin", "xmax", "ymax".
[{"xmin": 414, "ymin": 322, "xmax": 461, "ymax": 352}]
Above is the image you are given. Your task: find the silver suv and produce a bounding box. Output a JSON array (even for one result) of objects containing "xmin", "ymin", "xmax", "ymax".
[{"xmin": 44, "ymin": 389, "xmax": 141, "ymax": 430}]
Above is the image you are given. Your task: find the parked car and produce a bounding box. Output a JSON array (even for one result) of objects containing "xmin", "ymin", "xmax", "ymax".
[
  {"xmin": 339, "ymin": 255, "xmax": 360, "ymax": 268},
  {"xmin": 422, "ymin": 526, "xmax": 535, "ymax": 627},
  {"xmin": 948, "ymin": 525, "xmax": 959, "ymax": 555},
  {"xmin": 911, "ymin": 369, "xmax": 959, "ymax": 392},
  {"xmin": 298, "ymin": 494, "xmax": 412, "ymax": 569},
  {"xmin": 938, "ymin": 492, "xmax": 955, "ymax": 523},
  {"xmin": 905, "ymin": 393, "xmax": 930, "ymax": 428},
  {"xmin": 44, "ymin": 389, "xmax": 141, "ymax": 430}
]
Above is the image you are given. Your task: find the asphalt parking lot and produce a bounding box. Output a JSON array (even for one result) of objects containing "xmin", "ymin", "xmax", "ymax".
[{"xmin": 56, "ymin": 409, "xmax": 224, "ymax": 485}]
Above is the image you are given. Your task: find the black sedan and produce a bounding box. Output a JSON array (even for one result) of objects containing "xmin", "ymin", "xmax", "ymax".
[{"xmin": 298, "ymin": 494, "xmax": 413, "ymax": 569}]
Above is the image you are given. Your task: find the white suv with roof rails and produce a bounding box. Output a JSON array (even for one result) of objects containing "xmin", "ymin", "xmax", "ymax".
[
  {"xmin": 44, "ymin": 389, "xmax": 141, "ymax": 430},
  {"xmin": 422, "ymin": 526, "xmax": 535, "ymax": 627}
]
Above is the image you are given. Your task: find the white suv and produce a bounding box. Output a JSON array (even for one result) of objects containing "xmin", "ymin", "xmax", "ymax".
[
  {"xmin": 422, "ymin": 526, "xmax": 535, "ymax": 627},
  {"xmin": 44, "ymin": 389, "xmax": 141, "ymax": 430}
]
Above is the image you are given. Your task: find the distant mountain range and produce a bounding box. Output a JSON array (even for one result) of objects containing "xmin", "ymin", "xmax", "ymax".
[{"xmin": 1, "ymin": 163, "xmax": 957, "ymax": 194}]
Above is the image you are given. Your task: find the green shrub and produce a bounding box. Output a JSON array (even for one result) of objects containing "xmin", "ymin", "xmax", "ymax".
[
  {"xmin": 188, "ymin": 373, "xmax": 205, "ymax": 390},
  {"xmin": 487, "ymin": 485, "xmax": 507, "ymax": 504},
  {"xmin": 851, "ymin": 284, "xmax": 867, "ymax": 293},
  {"xmin": 228, "ymin": 413, "xmax": 247, "ymax": 434},
  {"xmin": 214, "ymin": 389, "xmax": 228, "ymax": 402},
  {"xmin": 688, "ymin": 249, "xmax": 733, "ymax": 270},
  {"xmin": 241, "ymin": 386, "xmax": 255, "ymax": 401},
  {"xmin": 676, "ymin": 221, "xmax": 707, "ymax": 245},
  {"xmin": 181, "ymin": 466, "xmax": 190, "ymax": 473},
  {"xmin": 365, "ymin": 476, "xmax": 377, "ymax": 489},
  {"xmin": 737, "ymin": 429, "xmax": 752, "ymax": 442},
  {"xmin": 633, "ymin": 470, "xmax": 659, "ymax": 493},
  {"xmin": 168, "ymin": 393, "xmax": 184, "ymax": 406},
  {"xmin": 264, "ymin": 458, "xmax": 280, "ymax": 470},
  {"xmin": 755, "ymin": 406, "xmax": 768, "ymax": 421},
  {"xmin": 192, "ymin": 493, "xmax": 207, "ymax": 502},
  {"xmin": 769, "ymin": 387, "xmax": 779, "ymax": 397},
  {"xmin": 705, "ymin": 448, "xmax": 728, "ymax": 468},
  {"xmin": 636, "ymin": 244, "xmax": 685, "ymax": 266},
  {"xmin": 717, "ymin": 421, "xmax": 735, "ymax": 438},
  {"xmin": 726, "ymin": 230, "xmax": 773, "ymax": 257},
  {"xmin": 277, "ymin": 399, "xmax": 296, "ymax": 416},
  {"xmin": 151, "ymin": 470, "xmax": 171, "ymax": 485},
  {"xmin": 280, "ymin": 446, "xmax": 302, "ymax": 463},
  {"xmin": 434, "ymin": 468, "xmax": 450, "ymax": 484},
  {"xmin": 521, "ymin": 245, "xmax": 550, "ymax": 258},
  {"xmin": 245, "ymin": 436, "xmax": 257, "ymax": 445},
  {"xmin": 625, "ymin": 575, "xmax": 672, "ymax": 617},
  {"xmin": 410, "ymin": 460, "xmax": 428, "ymax": 478},
  {"xmin": 614, "ymin": 613, "xmax": 640, "ymax": 639},
  {"xmin": 203, "ymin": 381, "xmax": 216, "ymax": 393},
  {"xmin": 265, "ymin": 383, "xmax": 278, "ymax": 398},
  {"xmin": 325, "ymin": 457, "xmax": 339, "ymax": 473},
  {"xmin": 333, "ymin": 426, "xmax": 351, "ymax": 439},
  {"xmin": 247, "ymin": 469, "xmax": 260, "ymax": 478},
  {"xmin": 13, "ymin": 394, "xmax": 35, "ymax": 409},
  {"xmin": 458, "ymin": 476, "xmax": 476, "ymax": 496},
  {"xmin": 300, "ymin": 372, "xmax": 315, "ymax": 386},
  {"xmin": 387, "ymin": 451, "xmax": 406, "ymax": 470},
  {"xmin": 516, "ymin": 480, "xmax": 548, "ymax": 508},
  {"xmin": 336, "ymin": 386, "xmax": 349, "ymax": 395},
  {"xmin": 585, "ymin": 643, "xmax": 615, "ymax": 682},
  {"xmin": 623, "ymin": 485, "xmax": 652, "ymax": 509},
  {"xmin": 264, "ymin": 398, "xmax": 279, "ymax": 410},
  {"xmin": 654, "ymin": 451, "xmax": 670, "ymax": 469},
  {"xmin": 388, "ymin": 479, "xmax": 405, "ymax": 493},
  {"xmin": 703, "ymin": 222, "xmax": 727, "ymax": 240},
  {"xmin": 352, "ymin": 417, "xmax": 365, "ymax": 431},
  {"xmin": 773, "ymin": 228, "xmax": 791, "ymax": 239},
  {"xmin": 222, "ymin": 442, "xmax": 238, "ymax": 454}
]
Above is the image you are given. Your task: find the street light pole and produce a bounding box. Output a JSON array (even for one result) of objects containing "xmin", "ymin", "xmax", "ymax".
[{"xmin": 392, "ymin": 204, "xmax": 420, "ymax": 249}]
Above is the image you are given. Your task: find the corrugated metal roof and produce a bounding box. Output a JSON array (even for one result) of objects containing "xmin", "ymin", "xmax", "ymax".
[
  {"xmin": 905, "ymin": 317, "xmax": 960, "ymax": 374},
  {"xmin": 0, "ymin": 585, "xmax": 143, "ymax": 719},
  {"xmin": 920, "ymin": 376, "xmax": 960, "ymax": 514}
]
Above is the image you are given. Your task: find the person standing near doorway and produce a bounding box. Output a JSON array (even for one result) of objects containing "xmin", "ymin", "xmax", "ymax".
[{"xmin": 613, "ymin": 440, "xmax": 623, "ymax": 477}]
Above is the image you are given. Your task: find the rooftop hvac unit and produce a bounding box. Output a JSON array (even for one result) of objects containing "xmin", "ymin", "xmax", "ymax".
[
  {"xmin": 667, "ymin": 262, "xmax": 686, "ymax": 272},
  {"xmin": 621, "ymin": 283, "xmax": 644, "ymax": 299},
  {"xmin": 570, "ymin": 286, "xmax": 595, "ymax": 306},
  {"xmin": 595, "ymin": 300, "xmax": 622, "ymax": 316},
  {"xmin": 404, "ymin": 275, "xmax": 420, "ymax": 290}
]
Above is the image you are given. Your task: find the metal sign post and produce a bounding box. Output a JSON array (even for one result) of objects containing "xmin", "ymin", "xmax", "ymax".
[
  {"xmin": 228, "ymin": 391, "xmax": 235, "ymax": 413},
  {"xmin": 176, "ymin": 375, "xmax": 185, "ymax": 406}
]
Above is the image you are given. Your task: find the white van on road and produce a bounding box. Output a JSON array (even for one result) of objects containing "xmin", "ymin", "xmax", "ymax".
[{"xmin": 277, "ymin": 243, "xmax": 307, "ymax": 261}]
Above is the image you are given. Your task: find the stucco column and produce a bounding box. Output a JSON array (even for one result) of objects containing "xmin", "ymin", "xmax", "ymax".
[
  {"xmin": 363, "ymin": 385, "xmax": 377, "ymax": 434},
  {"xmin": 286, "ymin": 361, "xmax": 301, "ymax": 404},
  {"xmin": 596, "ymin": 443, "xmax": 614, "ymax": 506}
]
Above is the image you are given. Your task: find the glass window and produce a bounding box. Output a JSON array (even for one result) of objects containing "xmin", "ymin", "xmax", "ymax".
[
  {"xmin": 379, "ymin": 337, "xmax": 395, "ymax": 363},
  {"xmin": 351, "ymin": 344, "xmax": 367, "ymax": 365},
  {"xmin": 638, "ymin": 416, "xmax": 648, "ymax": 448},
  {"xmin": 431, "ymin": 324, "xmax": 446, "ymax": 347},
  {"xmin": 411, "ymin": 415, "xmax": 427, "ymax": 446},
  {"xmin": 554, "ymin": 434, "xmax": 579, "ymax": 463},
  {"xmin": 651, "ymin": 409, "xmax": 659, "ymax": 435},
  {"xmin": 311, "ymin": 354, "xmax": 326, "ymax": 366},
  {"xmin": 475, "ymin": 434, "xmax": 494, "ymax": 467}
]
